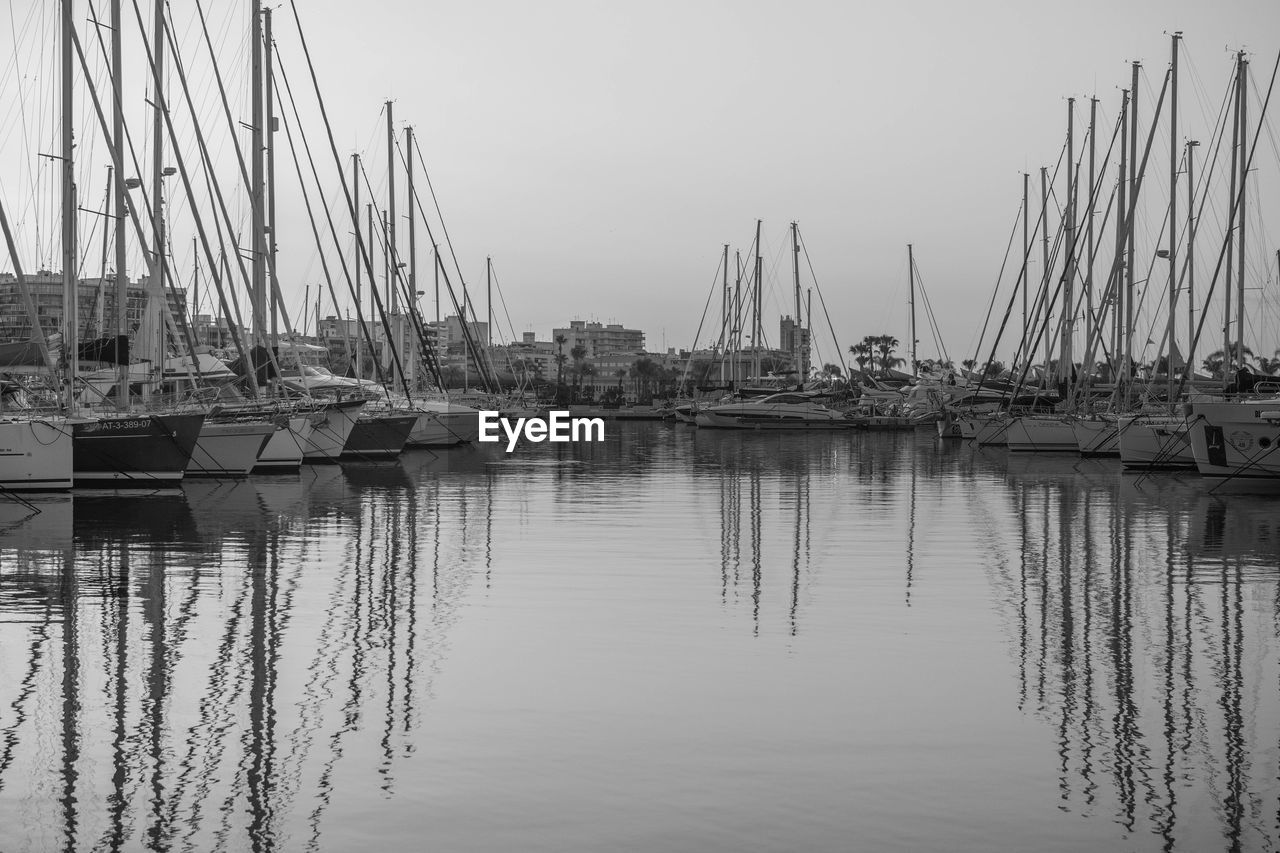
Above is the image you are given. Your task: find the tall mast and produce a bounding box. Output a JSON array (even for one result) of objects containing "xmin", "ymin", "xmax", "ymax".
[
  {"xmin": 1126, "ymin": 62, "xmax": 1139, "ymax": 396},
  {"xmin": 1085, "ymin": 97, "xmax": 1097, "ymax": 372},
  {"xmin": 908, "ymin": 243, "xmax": 916, "ymax": 374},
  {"xmin": 1166, "ymin": 34, "xmax": 1179, "ymax": 406},
  {"xmin": 111, "ymin": 0, "xmax": 127, "ymax": 409},
  {"xmin": 1235, "ymin": 56, "xmax": 1249, "ymax": 375},
  {"xmin": 720, "ymin": 243, "xmax": 728, "ymax": 383},
  {"xmin": 1186, "ymin": 138, "xmax": 1198, "ymax": 378},
  {"xmin": 265, "ymin": 7, "xmax": 278, "ymax": 343},
  {"xmin": 1115, "ymin": 88, "xmax": 1129, "ymax": 389},
  {"xmin": 1061, "ymin": 98, "xmax": 1075, "ymax": 383},
  {"xmin": 1021, "ymin": 172, "xmax": 1028, "ymax": 367},
  {"xmin": 149, "ymin": 0, "xmax": 166, "ymax": 398},
  {"xmin": 406, "ymin": 126, "xmax": 416, "ymax": 324},
  {"xmin": 1223, "ymin": 54, "xmax": 1241, "ymax": 386},
  {"xmin": 61, "ymin": 0, "xmax": 78, "ymax": 412},
  {"xmin": 486, "ymin": 256, "xmax": 493, "ymax": 347},
  {"xmin": 791, "ymin": 221, "xmax": 801, "ymax": 377},
  {"xmin": 250, "ymin": 0, "xmax": 266, "ymax": 348},
  {"xmin": 385, "ymin": 101, "xmax": 399, "ymax": 389},
  {"xmin": 1039, "ymin": 166, "xmax": 1049, "ymax": 373},
  {"xmin": 352, "ymin": 153, "xmax": 360, "ymax": 379},
  {"xmin": 747, "ymin": 217, "xmax": 757, "ymax": 379},
  {"xmin": 386, "ymin": 101, "xmax": 397, "ymax": 313},
  {"xmin": 737, "ymin": 247, "xmax": 747, "ymax": 384},
  {"xmin": 433, "ymin": 242, "xmax": 439, "ymax": 323}
]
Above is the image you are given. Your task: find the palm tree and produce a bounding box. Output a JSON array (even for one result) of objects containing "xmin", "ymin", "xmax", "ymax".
[
  {"xmin": 822, "ymin": 363, "xmax": 842, "ymax": 378},
  {"xmin": 1202, "ymin": 342, "xmax": 1255, "ymax": 378},
  {"xmin": 848, "ymin": 341, "xmax": 872, "ymax": 375},
  {"xmin": 874, "ymin": 335, "xmax": 903, "ymax": 375},
  {"xmin": 554, "ymin": 335, "xmax": 567, "ymax": 387}
]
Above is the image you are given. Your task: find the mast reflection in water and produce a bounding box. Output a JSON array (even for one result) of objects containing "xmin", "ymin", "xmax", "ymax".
[{"xmin": 0, "ymin": 425, "xmax": 1278, "ymax": 852}]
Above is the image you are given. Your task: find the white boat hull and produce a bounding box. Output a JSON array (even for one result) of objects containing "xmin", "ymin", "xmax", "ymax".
[
  {"xmin": 1118, "ymin": 415, "xmax": 1195, "ymax": 469},
  {"xmin": 1005, "ymin": 416, "xmax": 1078, "ymax": 452},
  {"xmin": 187, "ymin": 421, "xmax": 276, "ymax": 477},
  {"xmin": 301, "ymin": 402, "xmax": 364, "ymax": 462},
  {"xmin": 0, "ymin": 418, "xmax": 73, "ymax": 491},
  {"xmin": 1189, "ymin": 400, "xmax": 1280, "ymax": 480},
  {"xmin": 255, "ymin": 416, "xmax": 311, "ymax": 472},
  {"xmin": 1071, "ymin": 418, "xmax": 1120, "ymax": 457}
]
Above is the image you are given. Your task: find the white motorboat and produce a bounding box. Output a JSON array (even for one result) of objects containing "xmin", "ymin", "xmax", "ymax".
[{"xmin": 694, "ymin": 393, "xmax": 852, "ymax": 429}]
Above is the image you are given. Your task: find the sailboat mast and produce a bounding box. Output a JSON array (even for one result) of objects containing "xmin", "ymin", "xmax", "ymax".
[
  {"xmin": 486, "ymin": 256, "xmax": 493, "ymax": 347},
  {"xmin": 733, "ymin": 249, "xmax": 741, "ymax": 386},
  {"xmin": 1021, "ymin": 172, "xmax": 1028, "ymax": 368},
  {"xmin": 753, "ymin": 219, "xmax": 762, "ymax": 381},
  {"xmin": 352, "ymin": 153, "xmax": 361, "ymax": 379},
  {"xmin": 1062, "ymin": 98, "xmax": 1075, "ymax": 383},
  {"xmin": 1085, "ymin": 97, "xmax": 1096, "ymax": 374},
  {"xmin": 791, "ymin": 221, "xmax": 801, "ymax": 378},
  {"xmin": 1126, "ymin": 62, "xmax": 1139, "ymax": 395},
  {"xmin": 1115, "ymin": 88, "xmax": 1128, "ymax": 389},
  {"xmin": 265, "ymin": 7, "xmax": 278, "ymax": 343},
  {"xmin": 250, "ymin": 0, "xmax": 266, "ymax": 349},
  {"xmin": 61, "ymin": 0, "xmax": 78, "ymax": 412},
  {"xmin": 1223, "ymin": 54, "xmax": 1241, "ymax": 386},
  {"xmin": 111, "ymin": 0, "xmax": 127, "ymax": 409},
  {"xmin": 1167, "ymin": 33, "xmax": 1180, "ymax": 405},
  {"xmin": 1039, "ymin": 166, "xmax": 1049, "ymax": 373},
  {"xmin": 149, "ymin": 0, "xmax": 166, "ymax": 398},
  {"xmin": 385, "ymin": 100, "xmax": 399, "ymax": 388},
  {"xmin": 406, "ymin": 126, "xmax": 416, "ymax": 330},
  {"xmin": 720, "ymin": 243, "xmax": 728, "ymax": 384},
  {"xmin": 1235, "ymin": 56, "xmax": 1249, "ymax": 375},
  {"xmin": 1186, "ymin": 139, "xmax": 1198, "ymax": 378},
  {"xmin": 908, "ymin": 243, "xmax": 916, "ymax": 374}
]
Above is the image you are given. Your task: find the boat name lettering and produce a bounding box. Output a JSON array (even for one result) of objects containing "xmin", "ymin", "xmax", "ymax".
[
  {"xmin": 86, "ymin": 419, "xmax": 149, "ymax": 432},
  {"xmin": 476, "ymin": 410, "xmax": 605, "ymax": 452}
]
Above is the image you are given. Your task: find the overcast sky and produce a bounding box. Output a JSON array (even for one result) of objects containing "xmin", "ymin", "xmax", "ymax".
[{"xmin": 2, "ymin": 0, "xmax": 1279, "ymax": 370}]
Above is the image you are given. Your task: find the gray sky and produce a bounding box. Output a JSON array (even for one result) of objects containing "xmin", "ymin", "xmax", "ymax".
[{"xmin": 2, "ymin": 0, "xmax": 1279, "ymax": 369}]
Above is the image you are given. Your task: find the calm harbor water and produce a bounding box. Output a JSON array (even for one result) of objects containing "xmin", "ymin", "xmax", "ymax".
[{"xmin": 1, "ymin": 423, "xmax": 1279, "ymax": 852}]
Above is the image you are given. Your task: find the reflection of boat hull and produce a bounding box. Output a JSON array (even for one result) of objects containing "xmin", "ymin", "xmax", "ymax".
[
  {"xmin": 1006, "ymin": 416, "xmax": 1078, "ymax": 452},
  {"xmin": 71, "ymin": 412, "xmax": 205, "ymax": 485},
  {"xmin": 1118, "ymin": 415, "xmax": 1195, "ymax": 469},
  {"xmin": 187, "ymin": 421, "xmax": 276, "ymax": 477},
  {"xmin": 1189, "ymin": 400, "xmax": 1280, "ymax": 480},
  {"xmin": 301, "ymin": 400, "xmax": 365, "ymax": 462},
  {"xmin": 1071, "ymin": 418, "xmax": 1120, "ymax": 457},
  {"xmin": 0, "ymin": 418, "xmax": 73, "ymax": 490},
  {"xmin": 341, "ymin": 414, "xmax": 417, "ymax": 459}
]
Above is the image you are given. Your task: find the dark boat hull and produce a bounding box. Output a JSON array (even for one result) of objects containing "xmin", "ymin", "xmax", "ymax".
[
  {"xmin": 340, "ymin": 414, "xmax": 417, "ymax": 460},
  {"xmin": 72, "ymin": 412, "xmax": 206, "ymax": 486}
]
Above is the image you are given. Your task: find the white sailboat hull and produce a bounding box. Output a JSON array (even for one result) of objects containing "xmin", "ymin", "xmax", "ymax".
[
  {"xmin": 1189, "ymin": 400, "xmax": 1280, "ymax": 480},
  {"xmin": 1005, "ymin": 416, "xmax": 1078, "ymax": 452},
  {"xmin": 1071, "ymin": 418, "xmax": 1120, "ymax": 457},
  {"xmin": 0, "ymin": 418, "xmax": 73, "ymax": 491},
  {"xmin": 301, "ymin": 402, "xmax": 364, "ymax": 462},
  {"xmin": 187, "ymin": 421, "xmax": 276, "ymax": 477},
  {"xmin": 254, "ymin": 416, "xmax": 311, "ymax": 472},
  {"xmin": 1117, "ymin": 415, "xmax": 1196, "ymax": 469}
]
